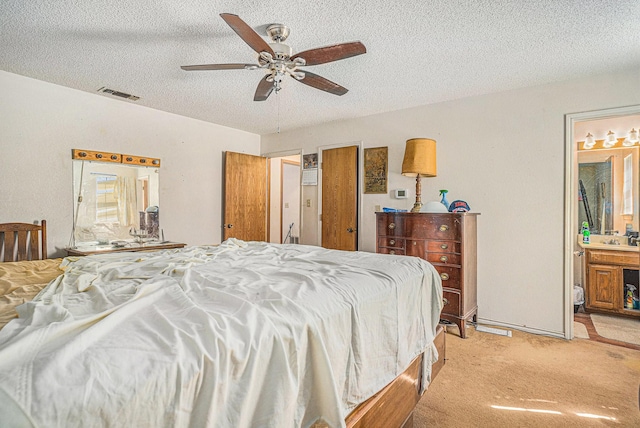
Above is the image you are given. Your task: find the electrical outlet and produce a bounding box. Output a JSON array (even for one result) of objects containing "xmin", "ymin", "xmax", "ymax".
[
  {"xmin": 306, "ymin": 199, "xmax": 311, "ymax": 207},
  {"xmin": 375, "ymin": 205, "xmax": 381, "ymax": 212}
]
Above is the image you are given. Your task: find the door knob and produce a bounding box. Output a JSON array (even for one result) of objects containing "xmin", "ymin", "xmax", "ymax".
[
  {"xmin": 347, "ymin": 227, "xmax": 356, "ymax": 233},
  {"xmin": 224, "ymin": 224, "xmax": 234, "ymax": 228}
]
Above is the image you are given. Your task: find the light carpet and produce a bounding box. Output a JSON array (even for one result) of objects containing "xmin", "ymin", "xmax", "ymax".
[
  {"xmin": 415, "ymin": 327, "xmax": 640, "ymax": 427},
  {"xmin": 590, "ymin": 313, "xmax": 640, "ymax": 346}
]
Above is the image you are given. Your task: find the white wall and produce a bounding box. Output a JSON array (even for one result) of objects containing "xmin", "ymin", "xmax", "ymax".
[
  {"xmin": 0, "ymin": 71, "xmax": 260, "ymax": 257},
  {"xmin": 261, "ymin": 69, "xmax": 640, "ymax": 336}
]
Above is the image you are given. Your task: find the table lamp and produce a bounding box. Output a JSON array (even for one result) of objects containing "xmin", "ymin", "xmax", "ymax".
[{"xmin": 402, "ymin": 138, "xmax": 437, "ymax": 212}]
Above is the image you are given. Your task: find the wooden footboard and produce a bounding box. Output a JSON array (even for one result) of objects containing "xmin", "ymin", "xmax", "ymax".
[{"xmin": 345, "ymin": 325, "xmax": 446, "ymax": 428}]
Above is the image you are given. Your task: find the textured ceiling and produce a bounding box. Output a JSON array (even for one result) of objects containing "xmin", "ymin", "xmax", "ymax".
[{"xmin": 1, "ymin": 0, "xmax": 639, "ymax": 135}]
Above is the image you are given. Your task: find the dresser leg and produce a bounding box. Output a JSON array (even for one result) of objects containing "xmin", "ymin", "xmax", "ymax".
[{"xmin": 458, "ymin": 319, "xmax": 467, "ymax": 339}]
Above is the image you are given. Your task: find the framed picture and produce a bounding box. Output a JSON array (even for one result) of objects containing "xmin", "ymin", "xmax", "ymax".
[
  {"xmin": 364, "ymin": 147, "xmax": 388, "ymax": 194},
  {"xmin": 303, "ymin": 153, "xmax": 318, "ymax": 169}
]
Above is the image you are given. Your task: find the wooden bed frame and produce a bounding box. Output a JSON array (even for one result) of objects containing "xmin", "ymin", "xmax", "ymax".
[{"xmin": 345, "ymin": 324, "xmax": 446, "ymax": 427}]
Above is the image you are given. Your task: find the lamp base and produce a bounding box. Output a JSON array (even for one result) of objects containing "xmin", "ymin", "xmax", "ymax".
[{"xmin": 411, "ymin": 175, "xmax": 423, "ymax": 213}]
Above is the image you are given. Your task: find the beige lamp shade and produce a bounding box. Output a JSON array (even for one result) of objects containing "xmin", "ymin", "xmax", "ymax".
[{"xmin": 402, "ymin": 138, "xmax": 437, "ymax": 177}]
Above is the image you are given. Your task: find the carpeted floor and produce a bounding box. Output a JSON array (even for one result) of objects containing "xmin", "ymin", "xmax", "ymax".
[{"xmin": 414, "ymin": 326, "xmax": 640, "ymax": 427}]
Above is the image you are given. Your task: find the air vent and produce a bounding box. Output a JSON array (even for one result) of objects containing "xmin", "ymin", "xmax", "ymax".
[{"xmin": 97, "ymin": 87, "xmax": 140, "ymax": 101}]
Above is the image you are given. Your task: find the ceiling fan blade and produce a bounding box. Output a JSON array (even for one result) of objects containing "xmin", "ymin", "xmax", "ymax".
[
  {"xmin": 181, "ymin": 64, "xmax": 258, "ymax": 71},
  {"xmin": 254, "ymin": 75, "xmax": 275, "ymax": 101},
  {"xmin": 291, "ymin": 41, "xmax": 366, "ymax": 66},
  {"xmin": 220, "ymin": 13, "xmax": 275, "ymax": 56},
  {"xmin": 294, "ymin": 71, "xmax": 348, "ymax": 96}
]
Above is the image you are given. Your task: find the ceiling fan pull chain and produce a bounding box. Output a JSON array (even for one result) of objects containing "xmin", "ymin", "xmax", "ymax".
[{"xmin": 277, "ymin": 89, "xmax": 281, "ymax": 134}]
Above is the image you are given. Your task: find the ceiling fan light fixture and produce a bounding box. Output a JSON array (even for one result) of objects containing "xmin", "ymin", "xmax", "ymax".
[{"xmin": 291, "ymin": 71, "xmax": 305, "ymax": 80}]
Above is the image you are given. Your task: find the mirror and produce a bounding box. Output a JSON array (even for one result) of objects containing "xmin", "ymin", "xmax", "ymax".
[
  {"xmin": 578, "ymin": 146, "xmax": 639, "ymax": 236},
  {"xmin": 72, "ymin": 160, "xmax": 160, "ymax": 246}
]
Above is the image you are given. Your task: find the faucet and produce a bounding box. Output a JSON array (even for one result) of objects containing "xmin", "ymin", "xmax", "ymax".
[{"xmin": 604, "ymin": 230, "xmax": 619, "ymax": 235}]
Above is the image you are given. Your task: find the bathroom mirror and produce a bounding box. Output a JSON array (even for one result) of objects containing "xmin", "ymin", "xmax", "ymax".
[
  {"xmin": 72, "ymin": 159, "xmax": 160, "ymax": 246},
  {"xmin": 578, "ymin": 146, "xmax": 638, "ymax": 235}
]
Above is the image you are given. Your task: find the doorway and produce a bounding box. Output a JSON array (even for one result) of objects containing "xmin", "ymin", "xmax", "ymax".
[
  {"xmin": 564, "ymin": 105, "xmax": 640, "ymax": 339},
  {"xmin": 264, "ymin": 151, "xmax": 302, "ymax": 244}
]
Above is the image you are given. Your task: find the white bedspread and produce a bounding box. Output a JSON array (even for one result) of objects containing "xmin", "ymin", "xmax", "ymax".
[{"xmin": 0, "ymin": 240, "xmax": 442, "ymax": 428}]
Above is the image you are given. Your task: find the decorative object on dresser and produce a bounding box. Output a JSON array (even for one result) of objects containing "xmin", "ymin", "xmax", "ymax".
[
  {"xmin": 376, "ymin": 212, "xmax": 479, "ymax": 338},
  {"xmin": 0, "ymin": 221, "xmax": 47, "ymax": 262},
  {"xmin": 401, "ymin": 138, "xmax": 437, "ymax": 212}
]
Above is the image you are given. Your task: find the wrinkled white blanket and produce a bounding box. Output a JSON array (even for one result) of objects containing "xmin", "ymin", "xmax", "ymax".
[{"xmin": 0, "ymin": 240, "xmax": 442, "ymax": 428}]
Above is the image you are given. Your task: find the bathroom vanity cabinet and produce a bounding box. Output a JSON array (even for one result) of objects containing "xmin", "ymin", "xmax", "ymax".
[
  {"xmin": 376, "ymin": 212, "xmax": 479, "ymax": 338},
  {"xmin": 584, "ymin": 248, "xmax": 640, "ymax": 318}
]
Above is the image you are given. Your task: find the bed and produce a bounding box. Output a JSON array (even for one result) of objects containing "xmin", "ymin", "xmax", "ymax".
[{"xmin": 0, "ymin": 240, "xmax": 444, "ymax": 427}]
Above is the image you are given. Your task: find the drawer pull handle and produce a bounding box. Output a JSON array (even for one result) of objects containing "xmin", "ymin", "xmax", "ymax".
[
  {"xmin": 440, "ymin": 273, "xmax": 449, "ymax": 281},
  {"xmin": 440, "ymin": 243, "xmax": 448, "ymax": 250},
  {"xmin": 443, "ymin": 297, "xmax": 449, "ymax": 306},
  {"xmin": 439, "ymin": 225, "xmax": 449, "ymax": 232},
  {"xmin": 440, "ymin": 255, "xmax": 448, "ymax": 263},
  {"xmin": 388, "ymin": 222, "xmax": 395, "ymax": 230},
  {"xmin": 389, "ymin": 250, "xmax": 395, "ymax": 255},
  {"xmin": 389, "ymin": 239, "xmax": 395, "ymax": 245}
]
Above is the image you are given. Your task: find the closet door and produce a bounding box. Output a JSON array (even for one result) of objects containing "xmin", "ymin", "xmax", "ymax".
[{"xmin": 321, "ymin": 146, "xmax": 358, "ymax": 251}]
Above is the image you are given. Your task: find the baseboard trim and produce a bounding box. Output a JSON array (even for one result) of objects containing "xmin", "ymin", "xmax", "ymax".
[{"xmin": 476, "ymin": 318, "xmax": 565, "ymax": 339}]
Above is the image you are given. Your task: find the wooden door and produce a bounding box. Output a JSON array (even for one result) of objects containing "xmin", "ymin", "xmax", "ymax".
[
  {"xmin": 321, "ymin": 146, "xmax": 358, "ymax": 250},
  {"xmin": 224, "ymin": 151, "xmax": 268, "ymax": 241}
]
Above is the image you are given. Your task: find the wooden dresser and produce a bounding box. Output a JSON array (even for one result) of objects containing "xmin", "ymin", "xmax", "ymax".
[{"xmin": 376, "ymin": 212, "xmax": 479, "ymax": 338}]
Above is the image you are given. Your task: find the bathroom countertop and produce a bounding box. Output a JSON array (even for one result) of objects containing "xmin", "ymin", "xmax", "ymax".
[{"xmin": 577, "ymin": 240, "xmax": 639, "ymax": 252}]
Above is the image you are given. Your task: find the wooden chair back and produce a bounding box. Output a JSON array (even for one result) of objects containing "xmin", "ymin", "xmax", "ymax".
[{"xmin": 0, "ymin": 221, "xmax": 47, "ymax": 262}]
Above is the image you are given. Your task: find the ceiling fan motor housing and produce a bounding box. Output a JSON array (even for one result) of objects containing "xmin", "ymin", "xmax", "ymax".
[{"xmin": 270, "ymin": 42, "xmax": 292, "ymax": 59}]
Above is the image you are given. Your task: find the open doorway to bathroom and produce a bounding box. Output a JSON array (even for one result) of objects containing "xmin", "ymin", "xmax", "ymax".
[
  {"xmin": 266, "ymin": 152, "xmax": 302, "ymax": 244},
  {"xmin": 565, "ymin": 105, "xmax": 640, "ymax": 342}
]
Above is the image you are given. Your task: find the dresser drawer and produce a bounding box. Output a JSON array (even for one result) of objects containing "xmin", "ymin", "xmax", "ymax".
[
  {"xmin": 378, "ymin": 247, "xmax": 406, "ymax": 256},
  {"xmin": 377, "ymin": 214, "xmax": 404, "ymax": 237},
  {"xmin": 404, "ymin": 215, "xmax": 460, "ymax": 240},
  {"xmin": 426, "ymin": 240, "xmax": 460, "ymax": 254},
  {"xmin": 433, "ymin": 265, "xmax": 461, "ymax": 289},
  {"xmin": 425, "ymin": 252, "xmax": 461, "ymax": 266},
  {"xmin": 378, "ymin": 237, "xmax": 405, "ymax": 249},
  {"xmin": 442, "ymin": 290, "xmax": 461, "ymax": 316}
]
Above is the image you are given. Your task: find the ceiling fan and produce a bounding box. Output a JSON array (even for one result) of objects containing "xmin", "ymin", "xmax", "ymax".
[{"xmin": 181, "ymin": 13, "xmax": 366, "ymax": 101}]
